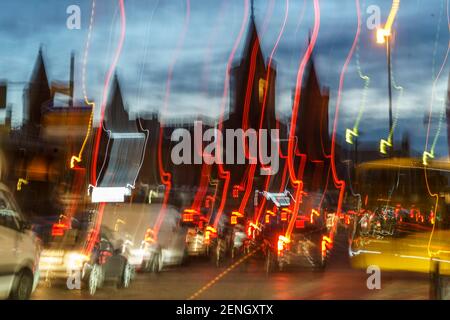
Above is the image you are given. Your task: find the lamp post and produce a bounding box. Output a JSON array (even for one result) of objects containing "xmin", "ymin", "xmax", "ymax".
[
  {"xmin": 377, "ymin": 29, "xmax": 393, "ymax": 156},
  {"xmin": 386, "ymin": 35, "xmax": 393, "ymax": 156}
]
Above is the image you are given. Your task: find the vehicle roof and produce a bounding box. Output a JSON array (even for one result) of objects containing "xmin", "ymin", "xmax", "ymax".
[{"xmin": 357, "ymin": 157, "xmax": 450, "ymax": 172}]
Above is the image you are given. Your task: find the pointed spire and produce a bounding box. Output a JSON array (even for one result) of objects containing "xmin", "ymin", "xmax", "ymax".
[{"xmin": 251, "ymin": 0, "xmax": 255, "ymax": 21}]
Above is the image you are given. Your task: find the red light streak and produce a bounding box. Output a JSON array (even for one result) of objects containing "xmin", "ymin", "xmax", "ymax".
[
  {"xmin": 328, "ymin": 0, "xmax": 365, "ymax": 216},
  {"xmin": 212, "ymin": 0, "xmax": 251, "ymax": 229},
  {"xmin": 154, "ymin": 0, "xmax": 191, "ymax": 237},
  {"xmin": 84, "ymin": 0, "xmax": 126, "ymax": 256},
  {"xmin": 236, "ymin": 0, "xmax": 289, "ymax": 217},
  {"xmin": 287, "ymin": 0, "xmax": 320, "ymax": 186},
  {"xmin": 284, "ymin": 0, "xmax": 321, "ymax": 240}
]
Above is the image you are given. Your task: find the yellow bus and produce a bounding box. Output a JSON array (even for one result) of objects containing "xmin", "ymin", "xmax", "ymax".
[{"xmin": 349, "ymin": 157, "xmax": 450, "ymax": 299}]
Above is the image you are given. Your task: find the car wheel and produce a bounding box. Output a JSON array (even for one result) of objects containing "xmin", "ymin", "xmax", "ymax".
[
  {"xmin": 119, "ymin": 262, "xmax": 132, "ymax": 289},
  {"xmin": 84, "ymin": 264, "xmax": 101, "ymax": 296},
  {"xmin": 141, "ymin": 258, "xmax": 152, "ymax": 273},
  {"xmin": 10, "ymin": 269, "xmax": 33, "ymax": 300},
  {"xmin": 231, "ymin": 247, "xmax": 236, "ymax": 261},
  {"xmin": 152, "ymin": 252, "xmax": 161, "ymax": 274},
  {"xmin": 265, "ymin": 250, "xmax": 275, "ymax": 275},
  {"xmin": 310, "ymin": 233, "xmax": 328, "ymax": 271},
  {"xmin": 215, "ymin": 240, "xmax": 225, "ymax": 267}
]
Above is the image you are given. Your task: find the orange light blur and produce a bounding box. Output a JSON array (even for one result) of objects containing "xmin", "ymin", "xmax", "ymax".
[
  {"xmin": 376, "ymin": 0, "xmax": 400, "ymax": 44},
  {"xmin": 182, "ymin": 213, "xmax": 194, "ymax": 222},
  {"xmin": 277, "ymin": 235, "xmax": 290, "ymax": 255},
  {"xmin": 144, "ymin": 228, "xmax": 156, "ymax": 243},
  {"xmin": 266, "ymin": 210, "xmax": 276, "ymax": 216},
  {"xmin": 231, "ymin": 211, "xmax": 244, "ymax": 217},
  {"xmin": 310, "ymin": 208, "xmax": 320, "ymax": 224},
  {"xmin": 204, "ymin": 230, "xmax": 211, "ymax": 245},
  {"xmin": 321, "ymin": 235, "xmax": 333, "ymax": 254},
  {"xmin": 231, "ymin": 216, "xmax": 238, "ymax": 225}
]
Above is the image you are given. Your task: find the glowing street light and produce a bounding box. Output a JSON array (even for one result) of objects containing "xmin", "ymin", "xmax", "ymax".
[{"xmin": 377, "ymin": 0, "xmax": 400, "ymax": 156}]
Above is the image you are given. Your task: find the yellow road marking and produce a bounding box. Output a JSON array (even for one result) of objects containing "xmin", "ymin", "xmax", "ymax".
[{"xmin": 187, "ymin": 246, "xmax": 261, "ymax": 300}]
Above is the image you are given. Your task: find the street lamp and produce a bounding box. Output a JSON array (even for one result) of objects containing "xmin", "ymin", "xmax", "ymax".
[
  {"xmin": 376, "ymin": 0, "xmax": 400, "ymax": 155},
  {"xmin": 377, "ymin": 28, "xmax": 393, "ymax": 156}
]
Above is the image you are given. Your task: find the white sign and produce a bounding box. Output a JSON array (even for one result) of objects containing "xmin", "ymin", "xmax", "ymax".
[{"xmin": 91, "ymin": 187, "xmax": 129, "ymax": 203}]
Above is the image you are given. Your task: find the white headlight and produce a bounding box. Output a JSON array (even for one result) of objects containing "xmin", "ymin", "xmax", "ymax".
[{"xmin": 65, "ymin": 252, "xmax": 89, "ymax": 270}]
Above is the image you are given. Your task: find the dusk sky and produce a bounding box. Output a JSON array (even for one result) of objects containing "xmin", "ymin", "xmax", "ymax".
[{"xmin": 0, "ymin": 0, "xmax": 449, "ymax": 157}]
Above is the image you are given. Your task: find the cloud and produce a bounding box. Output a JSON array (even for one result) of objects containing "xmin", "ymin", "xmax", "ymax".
[{"xmin": 0, "ymin": 0, "xmax": 449, "ymax": 156}]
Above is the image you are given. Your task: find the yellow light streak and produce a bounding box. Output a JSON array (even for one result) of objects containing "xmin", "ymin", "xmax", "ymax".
[{"xmin": 376, "ymin": 0, "xmax": 400, "ymax": 44}]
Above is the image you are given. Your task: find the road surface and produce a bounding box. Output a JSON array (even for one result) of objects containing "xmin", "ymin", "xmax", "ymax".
[{"xmin": 32, "ymin": 230, "xmax": 432, "ymax": 300}]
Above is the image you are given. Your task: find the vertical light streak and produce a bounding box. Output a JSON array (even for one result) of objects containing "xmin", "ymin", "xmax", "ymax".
[
  {"xmin": 423, "ymin": 0, "xmax": 449, "ymax": 164},
  {"xmin": 424, "ymin": 0, "xmax": 449, "ymax": 257},
  {"xmin": 84, "ymin": 0, "xmax": 126, "ymax": 256},
  {"xmin": 237, "ymin": 0, "xmax": 289, "ymax": 215},
  {"xmin": 212, "ymin": 0, "xmax": 251, "ymax": 229},
  {"xmin": 329, "ymin": 0, "xmax": 363, "ymax": 219},
  {"xmin": 380, "ymin": 64, "xmax": 403, "ymax": 154},
  {"xmin": 186, "ymin": 0, "xmax": 229, "ymax": 219},
  {"xmin": 345, "ymin": 2, "xmax": 370, "ymax": 145},
  {"xmin": 90, "ymin": 0, "xmax": 127, "ymax": 186},
  {"xmin": 287, "ymin": 0, "xmax": 321, "ymax": 185},
  {"xmin": 285, "ymin": 0, "xmax": 321, "ymax": 239},
  {"xmin": 153, "ymin": 0, "xmax": 191, "ymax": 237},
  {"xmin": 70, "ymin": 0, "xmax": 97, "ymax": 168}
]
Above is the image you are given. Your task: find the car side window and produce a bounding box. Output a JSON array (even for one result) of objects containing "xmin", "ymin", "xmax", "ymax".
[
  {"xmin": 99, "ymin": 237, "xmax": 113, "ymax": 253},
  {"xmin": 0, "ymin": 191, "xmax": 21, "ymax": 231}
]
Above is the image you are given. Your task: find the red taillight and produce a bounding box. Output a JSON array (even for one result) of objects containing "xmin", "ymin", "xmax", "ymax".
[
  {"xmin": 295, "ymin": 219, "xmax": 305, "ymax": 229},
  {"xmin": 51, "ymin": 223, "xmax": 68, "ymax": 236}
]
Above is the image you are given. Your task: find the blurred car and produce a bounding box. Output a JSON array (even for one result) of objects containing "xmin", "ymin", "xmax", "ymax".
[
  {"xmin": 0, "ymin": 183, "xmax": 41, "ymax": 300},
  {"xmin": 260, "ymin": 191, "xmax": 338, "ymax": 273},
  {"xmin": 185, "ymin": 227, "xmax": 208, "ymax": 256},
  {"xmin": 182, "ymin": 211, "xmax": 230, "ymax": 267},
  {"xmin": 230, "ymin": 224, "xmax": 250, "ymax": 260},
  {"xmin": 100, "ymin": 203, "xmax": 188, "ymax": 272},
  {"xmin": 39, "ymin": 225, "xmax": 133, "ymax": 296}
]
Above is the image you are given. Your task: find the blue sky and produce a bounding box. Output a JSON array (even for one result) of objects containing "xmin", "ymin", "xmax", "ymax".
[{"xmin": 0, "ymin": 0, "xmax": 449, "ymax": 157}]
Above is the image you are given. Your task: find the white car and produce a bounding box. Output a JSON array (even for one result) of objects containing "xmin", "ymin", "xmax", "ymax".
[
  {"xmin": 0, "ymin": 184, "xmax": 40, "ymax": 300},
  {"xmin": 101, "ymin": 203, "xmax": 188, "ymax": 272}
]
